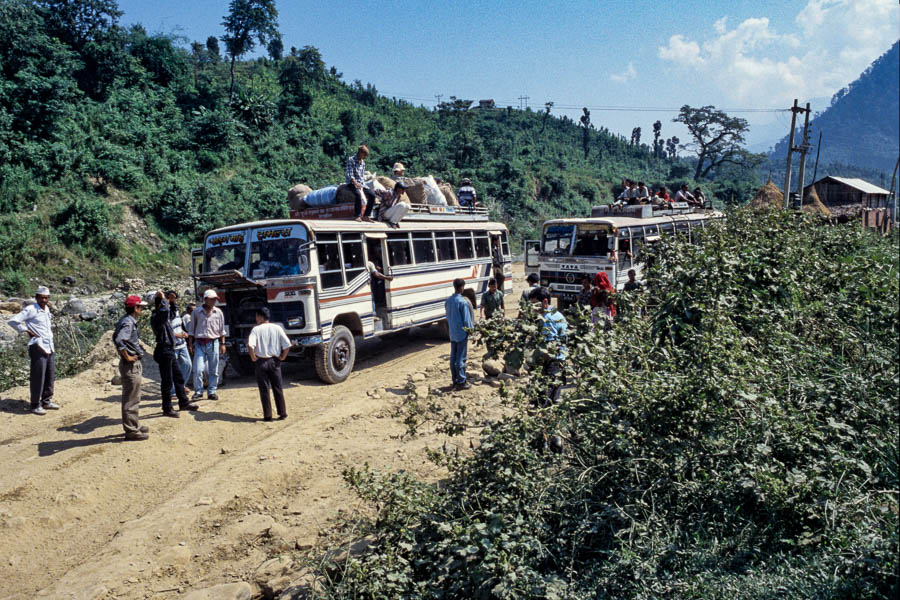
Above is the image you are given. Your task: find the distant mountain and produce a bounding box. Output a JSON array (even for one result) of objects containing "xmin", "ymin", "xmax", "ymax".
[{"xmin": 768, "ymin": 42, "xmax": 899, "ymax": 183}]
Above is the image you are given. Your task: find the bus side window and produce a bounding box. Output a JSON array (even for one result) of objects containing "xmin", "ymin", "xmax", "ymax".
[
  {"xmin": 456, "ymin": 232, "xmax": 474, "ymax": 260},
  {"xmin": 501, "ymin": 232, "xmax": 511, "ymax": 257},
  {"xmin": 341, "ymin": 234, "xmax": 366, "ymax": 284},
  {"xmin": 631, "ymin": 230, "xmax": 644, "ymax": 261},
  {"xmin": 618, "ymin": 228, "xmax": 632, "ymax": 270},
  {"xmin": 317, "ymin": 233, "xmax": 344, "ymax": 289},
  {"xmin": 387, "ymin": 232, "xmax": 413, "ymax": 267},
  {"xmin": 474, "ymin": 233, "xmax": 490, "ymax": 258},
  {"xmin": 412, "ymin": 232, "xmax": 437, "ymax": 264},
  {"xmin": 436, "ymin": 232, "xmax": 456, "ymax": 261}
]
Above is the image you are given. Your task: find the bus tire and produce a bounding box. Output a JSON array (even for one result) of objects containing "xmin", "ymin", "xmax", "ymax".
[{"xmin": 315, "ymin": 325, "xmax": 356, "ymax": 384}]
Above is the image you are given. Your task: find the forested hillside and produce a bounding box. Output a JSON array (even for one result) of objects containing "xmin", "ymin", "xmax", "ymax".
[
  {"xmin": 768, "ymin": 42, "xmax": 899, "ymax": 187},
  {"xmin": 0, "ymin": 0, "xmax": 759, "ymax": 295}
]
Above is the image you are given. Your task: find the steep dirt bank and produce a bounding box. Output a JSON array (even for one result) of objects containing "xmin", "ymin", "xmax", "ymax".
[{"xmin": 0, "ymin": 267, "xmax": 527, "ymax": 599}]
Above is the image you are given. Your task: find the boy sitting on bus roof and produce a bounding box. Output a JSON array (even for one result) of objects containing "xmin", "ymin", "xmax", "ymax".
[{"xmin": 374, "ymin": 181, "xmax": 410, "ymax": 228}]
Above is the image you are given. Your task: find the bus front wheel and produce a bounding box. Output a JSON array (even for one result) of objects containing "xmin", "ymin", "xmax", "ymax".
[{"xmin": 315, "ymin": 325, "xmax": 356, "ymax": 384}]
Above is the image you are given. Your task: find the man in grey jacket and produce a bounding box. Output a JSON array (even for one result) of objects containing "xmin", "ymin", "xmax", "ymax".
[{"xmin": 113, "ymin": 294, "xmax": 149, "ymax": 441}]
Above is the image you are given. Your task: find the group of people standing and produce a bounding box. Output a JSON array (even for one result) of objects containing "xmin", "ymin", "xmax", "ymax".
[{"xmin": 615, "ymin": 179, "xmax": 706, "ymax": 209}]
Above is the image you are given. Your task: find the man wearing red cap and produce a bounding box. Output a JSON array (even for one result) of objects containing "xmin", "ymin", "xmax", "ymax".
[{"xmin": 113, "ymin": 294, "xmax": 149, "ymax": 440}]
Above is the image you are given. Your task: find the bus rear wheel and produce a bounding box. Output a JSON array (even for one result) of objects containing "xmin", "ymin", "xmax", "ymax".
[{"xmin": 315, "ymin": 325, "xmax": 356, "ymax": 384}]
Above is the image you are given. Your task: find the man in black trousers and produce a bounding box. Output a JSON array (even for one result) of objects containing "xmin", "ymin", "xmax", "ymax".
[
  {"xmin": 247, "ymin": 307, "xmax": 291, "ymax": 421},
  {"xmin": 150, "ymin": 291, "xmax": 199, "ymax": 417}
]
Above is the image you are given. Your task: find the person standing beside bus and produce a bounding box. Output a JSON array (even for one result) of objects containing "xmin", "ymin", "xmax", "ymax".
[
  {"xmin": 7, "ymin": 286, "xmax": 58, "ymax": 415},
  {"xmin": 113, "ymin": 295, "xmax": 149, "ymax": 440},
  {"xmin": 248, "ymin": 307, "xmax": 291, "ymax": 421},
  {"xmin": 189, "ymin": 289, "xmax": 226, "ymax": 402},
  {"xmin": 591, "ymin": 272, "xmax": 617, "ymax": 324},
  {"xmin": 346, "ymin": 145, "xmax": 375, "ymax": 222},
  {"xmin": 166, "ymin": 290, "xmax": 192, "ymax": 397},
  {"xmin": 529, "ymin": 286, "xmax": 568, "ymax": 406},
  {"xmin": 445, "ymin": 278, "xmax": 474, "ymax": 391},
  {"xmin": 150, "ymin": 292, "xmax": 199, "ymax": 417},
  {"xmin": 480, "ymin": 278, "xmax": 505, "ymax": 320}
]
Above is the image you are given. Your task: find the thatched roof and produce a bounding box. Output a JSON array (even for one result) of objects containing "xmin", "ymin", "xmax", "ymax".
[
  {"xmin": 800, "ymin": 185, "xmax": 831, "ymax": 216},
  {"xmin": 750, "ymin": 179, "xmax": 783, "ymax": 210}
]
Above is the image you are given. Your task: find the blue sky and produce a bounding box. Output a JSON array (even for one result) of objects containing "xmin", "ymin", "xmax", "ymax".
[{"xmin": 118, "ymin": 0, "xmax": 898, "ymax": 149}]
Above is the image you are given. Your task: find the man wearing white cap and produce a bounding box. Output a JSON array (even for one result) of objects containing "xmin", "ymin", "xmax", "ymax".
[
  {"xmin": 392, "ymin": 162, "xmax": 406, "ymax": 180},
  {"xmin": 8, "ymin": 286, "xmax": 58, "ymax": 415},
  {"xmin": 188, "ymin": 289, "xmax": 226, "ymax": 401}
]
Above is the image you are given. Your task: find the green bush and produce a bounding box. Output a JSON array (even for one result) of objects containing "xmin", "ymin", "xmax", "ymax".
[
  {"xmin": 52, "ymin": 195, "xmax": 119, "ymax": 254},
  {"xmin": 320, "ymin": 210, "xmax": 899, "ymax": 599}
]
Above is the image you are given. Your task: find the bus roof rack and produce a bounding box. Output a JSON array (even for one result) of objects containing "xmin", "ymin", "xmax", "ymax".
[
  {"xmin": 290, "ymin": 202, "xmax": 489, "ymax": 222},
  {"xmin": 590, "ymin": 203, "xmax": 711, "ymax": 218}
]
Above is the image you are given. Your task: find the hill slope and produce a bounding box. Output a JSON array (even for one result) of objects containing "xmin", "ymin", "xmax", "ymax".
[{"xmin": 769, "ymin": 42, "xmax": 899, "ymax": 183}]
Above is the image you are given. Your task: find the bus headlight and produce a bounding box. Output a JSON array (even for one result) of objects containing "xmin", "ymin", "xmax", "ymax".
[{"xmin": 287, "ymin": 317, "xmax": 304, "ymax": 329}]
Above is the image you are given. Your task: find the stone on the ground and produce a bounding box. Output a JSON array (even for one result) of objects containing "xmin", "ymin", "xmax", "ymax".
[
  {"xmin": 231, "ymin": 513, "xmax": 275, "ymax": 538},
  {"xmin": 110, "ymin": 373, "xmax": 123, "ymax": 386},
  {"xmin": 122, "ymin": 278, "xmax": 145, "ymax": 292},
  {"xmin": 182, "ymin": 582, "xmax": 252, "ymax": 600},
  {"xmin": 80, "ymin": 311, "xmax": 99, "ymax": 321},
  {"xmin": 482, "ymin": 359, "xmax": 503, "ymax": 377},
  {"xmin": 62, "ymin": 275, "xmax": 76, "ymax": 286},
  {"xmin": 63, "ymin": 298, "xmax": 85, "ymax": 315},
  {"xmin": 0, "ymin": 301, "xmax": 25, "ymax": 313},
  {"xmin": 410, "ymin": 372, "xmax": 426, "ymax": 382}
]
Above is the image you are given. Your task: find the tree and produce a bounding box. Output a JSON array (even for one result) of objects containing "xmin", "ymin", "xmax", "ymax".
[
  {"xmin": 221, "ymin": 0, "xmax": 279, "ymax": 103},
  {"xmin": 579, "ymin": 107, "xmax": 591, "ymax": 160},
  {"xmin": 652, "ymin": 120, "xmax": 662, "ymax": 158},
  {"xmin": 35, "ymin": 0, "xmax": 121, "ymax": 49},
  {"xmin": 541, "ymin": 101, "xmax": 553, "ymax": 132},
  {"xmin": 674, "ymin": 105, "xmax": 750, "ymax": 180},
  {"xmin": 630, "ymin": 126, "xmax": 641, "ymax": 146},
  {"xmin": 206, "ymin": 36, "xmax": 220, "ymax": 61},
  {"xmin": 267, "ymin": 36, "xmax": 282, "ymax": 61},
  {"xmin": 666, "ymin": 136, "xmax": 680, "ymax": 159}
]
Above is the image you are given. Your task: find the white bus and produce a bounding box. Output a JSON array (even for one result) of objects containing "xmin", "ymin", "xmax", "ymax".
[
  {"xmin": 194, "ymin": 209, "xmax": 511, "ymax": 384},
  {"xmin": 524, "ymin": 204, "xmax": 723, "ymax": 305}
]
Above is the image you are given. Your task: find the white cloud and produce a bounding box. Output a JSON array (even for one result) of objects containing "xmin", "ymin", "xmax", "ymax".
[
  {"xmin": 610, "ymin": 62, "xmax": 637, "ymax": 83},
  {"xmin": 657, "ymin": 0, "xmax": 898, "ymax": 107}
]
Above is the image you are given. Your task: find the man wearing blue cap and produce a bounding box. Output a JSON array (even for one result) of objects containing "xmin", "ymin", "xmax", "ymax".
[{"xmin": 7, "ymin": 286, "xmax": 58, "ymax": 415}]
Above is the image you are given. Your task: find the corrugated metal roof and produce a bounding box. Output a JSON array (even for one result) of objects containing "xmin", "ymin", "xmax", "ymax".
[{"xmin": 813, "ymin": 176, "xmax": 890, "ymax": 195}]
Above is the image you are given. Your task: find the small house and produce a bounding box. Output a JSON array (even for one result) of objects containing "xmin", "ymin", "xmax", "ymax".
[
  {"xmin": 803, "ymin": 176, "xmax": 890, "ymax": 212},
  {"xmin": 477, "ymin": 99, "xmax": 496, "ymax": 109}
]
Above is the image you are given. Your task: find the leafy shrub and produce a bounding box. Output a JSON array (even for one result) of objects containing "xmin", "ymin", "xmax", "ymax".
[
  {"xmin": 320, "ymin": 210, "xmax": 899, "ymax": 599},
  {"xmin": 52, "ymin": 195, "xmax": 118, "ymax": 254}
]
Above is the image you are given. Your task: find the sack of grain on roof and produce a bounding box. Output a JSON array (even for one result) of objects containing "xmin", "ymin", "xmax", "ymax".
[
  {"xmin": 364, "ymin": 179, "xmax": 386, "ymax": 193},
  {"xmin": 304, "ymin": 185, "xmax": 339, "ymax": 207},
  {"xmin": 376, "ymin": 175, "xmax": 396, "ymax": 190},
  {"xmin": 334, "ymin": 183, "xmax": 360, "ymax": 205},
  {"xmin": 287, "ymin": 184, "xmax": 313, "ymax": 211},
  {"xmin": 423, "ymin": 175, "xmax": 447, "ymax": 206},
  {"xmin": 404, "ymin": 178, "xmax": 428, "ymax": 204},
  {"xmin": 438, "ymin": 183, "xmax": 458, "ymax": 207}
]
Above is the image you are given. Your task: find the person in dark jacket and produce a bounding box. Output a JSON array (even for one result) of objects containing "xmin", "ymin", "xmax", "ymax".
[
  {"xmin": 150, "ymin": 291, "xmax": 199, "ymax": 417},
  {"xmin": 113, "ymin": 295, "xmax": 149, "ymax": 440}
]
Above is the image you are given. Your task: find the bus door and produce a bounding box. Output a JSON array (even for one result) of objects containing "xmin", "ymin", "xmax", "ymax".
[
  {"xmin": 524, "ymin": 240, "xmax": 540, "ymax": 277},
  {"xmin": 190, "ymin": 247, "xmax": 203, "ymax": 300},
  {"xmin": 489, "ymin": 231, "xmax": 507, "ymax": 291},
  {"xmin": 364, "ymin": 233, "xmax": 389, "ymax": 328}
]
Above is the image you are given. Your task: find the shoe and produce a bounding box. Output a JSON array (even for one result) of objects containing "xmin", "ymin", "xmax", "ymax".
[
  {"xmin": 31, "ymin": 406, "xmax": 46, "ymax": 416},
  {"xmin": 139, "ymin": 425, "xmax": 150, "ymax": 433},
  {"xmin": 454, "ymin": 382, "xmax": 472, "ymax": 391},
  {"xmin": 363, "ymin": 216, "xmax": 375, "ymax": 223},
  {"xmin": 192, "ymin": 394, "xmax": 203, "ymax": 402},
  {"xmin": 179, "ymin": 402, "xmax": 200, "ymax": 411},
  {"xmin": 162, "ymin": 410, "xmax": 180, "ymax": 418},
  {"xmin": 277, "ymin": 414, "xmax": 287, "ymax": 420},
  {"xmin": 43, "ymin": 401, "xmax": 61, "ymax": 410},
  {"xmin": 207, "ymin": 394, "xmax": 219, "ymax": 401},
  {"xmin": 124, "ymin": 431, "xmax": 149, "ymax": 441}
]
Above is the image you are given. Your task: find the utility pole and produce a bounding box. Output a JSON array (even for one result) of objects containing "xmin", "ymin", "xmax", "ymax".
[
  {"xmin": 811, "ymin": 131, "xmax": 823, "ymax": 186},
  {"xmin": 782, "ymin": 99, "xmax": 811, "ymax": 209},
  {"xmin": 795, "ymin": 102, "xmax": 812, "ymax": 209},
  {"xmin": 518, "ymin": 95, "xmax": 529, "ymax": 110},
  {"xmin": 434, "ymin": 94, "xmax": 443, "ymax": 107}
]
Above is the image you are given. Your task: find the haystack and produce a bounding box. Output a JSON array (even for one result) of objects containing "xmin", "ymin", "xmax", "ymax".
[
  {"xmin": 750, "ymin": 179, "xmax": 783, "ymax": 210},
  {"xmin": 800, "ymin": 185, "xmax": 831, "ymax": 216}
]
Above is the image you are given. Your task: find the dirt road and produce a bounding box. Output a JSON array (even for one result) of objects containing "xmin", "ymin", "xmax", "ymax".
[{"xmin": 0, "ymin": 271, "xmax": 525, "ymax": 599}]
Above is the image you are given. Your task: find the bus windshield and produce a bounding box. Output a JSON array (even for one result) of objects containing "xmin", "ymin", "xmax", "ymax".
[
  {"xmin": 542, "ymin": 224, "xmax": 575, "ymax": 256},
  {"xmin": 572, "ymin": 224, "xmax": 612, "ymax": 257},
  {"xmin": 248, "ymin": 225, "xmax": 310, "ymax": 279},
  {"xmin": 204, "ymin": 230, "xmax": 247, "ymax": 273}
]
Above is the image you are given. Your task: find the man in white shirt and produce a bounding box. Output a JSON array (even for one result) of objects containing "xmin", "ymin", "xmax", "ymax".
[
  {"xmin": 248, "ymin": 307, "xmax": 292, "ymax": 421},
  {"xmin": 189, "ymin": 289, "xmax": 226, "ymax": 401},
  {"xmin": 7, "ymin": 286, "xmax": 59, "ymax": 415},
  {"xmin": 674, "ymin": 184, "xmax": 696, "ymax": 205}
]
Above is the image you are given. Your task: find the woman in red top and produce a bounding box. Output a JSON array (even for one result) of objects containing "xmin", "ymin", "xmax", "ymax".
[{"xmin": 590, "ymin": 272, "xmax": 617, "ymax": 323}]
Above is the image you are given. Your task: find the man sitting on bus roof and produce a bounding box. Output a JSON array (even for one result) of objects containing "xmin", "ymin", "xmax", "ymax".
[{"xmin": 374, "ymin": 181, "xmax": 410, "ymax": 228}]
